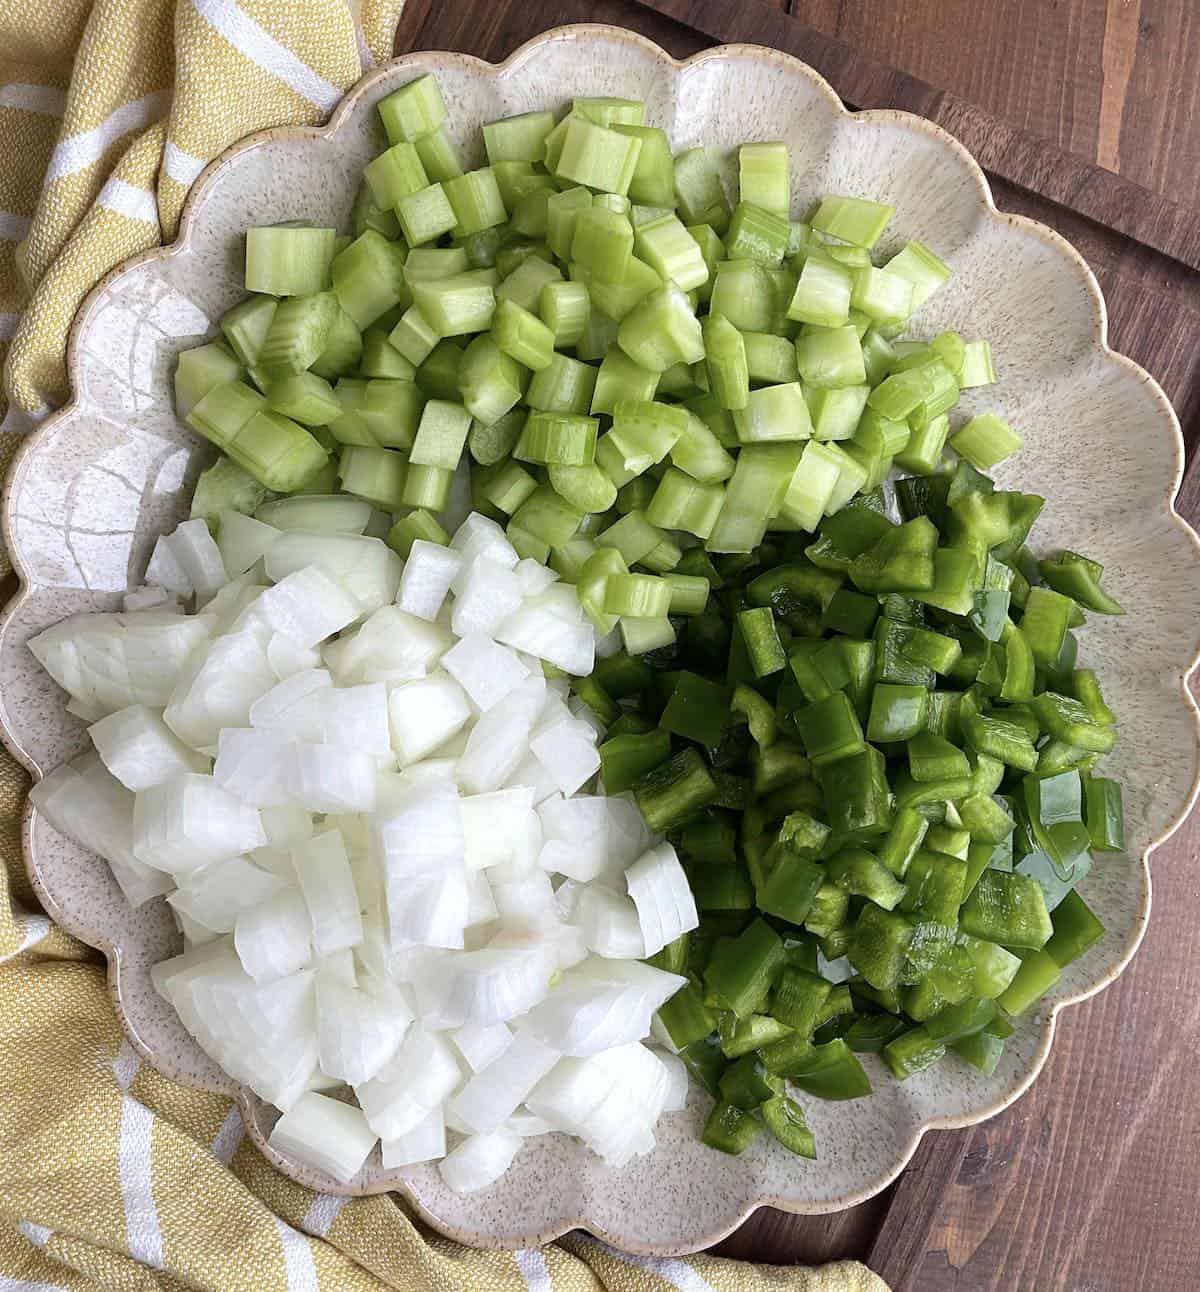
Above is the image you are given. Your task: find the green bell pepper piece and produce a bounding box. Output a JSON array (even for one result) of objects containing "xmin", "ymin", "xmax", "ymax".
[
  {"xmin": 848, "ymin": 902, "xmax": 914, "ymax": 990},
  {"xmin": 959, "ymin": 870, "xmax": 1053, "ymax": 949},
  {"xmin": 874, "ymin": 805, "xmax": 930, "ymax": 878},
  {"xmin": 1084, "ymin": 776, "xmax": 1125, "ymax": 852},
  {"xmin": 866, "ymin": 682, "xmax": 929, "ymax": 742},
  {"xmin": 816, "ymin": 744, "xmax": 893, "ymax": 840},
  {"xmin": 769, "ymin": 968, "xmax": 832, "ymax": 1037},
  {"xmin": 702, "ymin": 1099, "xmax": 765, "ymax": 1154},
  {"xmin": 825, "ymin": 846, "xmax": 908, "ymax": 910},
  {"xmin": 897, "ymin": 849, "xmax": 967, "ymax": 926},
  {"xmin": 718, "ymin": 1053, "xmax": 784, "ymax": 1109},
  {"xmin": 996, "ymin": 947, "xmax": 1062, "ymax": 1014},
  {"xmin": 1044, "ymin": 889, "xmax": 1106, "ymax": 968},
  {"xmin": 883, "ymin": 1026, "xmax": 947, "ymax": 1079},
  {"xmin": 761, "ymin": 1095, "xmax": 817, "ymax": 1158},
  {"xmin": 704, "ymin": 917, "xmax": 786, "ymax": 1017},
  {"xmin": 1037, "ymin": 550, "xmax": 1124, "ymax": 614},
  {"xmin": 756, "ymin": 852, "xmax": 825, "ymax": 924},
  {"xmin": 599, "ymin": 729, "xmax": 671, "ymax": 794},
  {"xmin": 718, "ymin": 1011, "xmax": 793, "ymax": 1059},
  {"xmin": 804, "ymin": 882, "xmax": 850, "ymax": 939},
  {"xmin": 680, "ymin": 1033, "xmax": 727, "ymax": 1096}
]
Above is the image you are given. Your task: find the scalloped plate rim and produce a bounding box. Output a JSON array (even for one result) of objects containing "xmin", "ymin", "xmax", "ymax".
[{"xmin": 1, "ymin": 23, "xmax": 1198, "ymax": 1255}]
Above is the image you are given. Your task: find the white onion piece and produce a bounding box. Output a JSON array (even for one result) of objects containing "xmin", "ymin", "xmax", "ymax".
[
  {"xmin": 168, "ymin": 855, "xmax": 285, "ymax": 933},
  {"xmin": 88, "ymin": 703, "xmax": 207, "ymax": 792},
  {"xmin": 386, "ymin": 869, "xmax": 468, "ymax": 951},
  {"xmin": 317, "ymin": 948, "xmax": 358, "ymax": 988},
  {"xmin": 439, "ymin": 634, "xmax": 530, "ymax": 714},
  {"xmin": 266, "ymin": 632, "xmax": 322, "ymax": 681},
  {"xmin": 397, "ymin": 540, "xmax": 463, "ymax": 622},
  {"xmin": 495, "ymin": 604, "xmax": 594, "ymax": 676},
  {"xmin": 256, "ymin": 494, "xmax": 371, "ymax": 534},
  {"xmin": 355, "ymin": 1028, "xmax": 461, "ymax": 1140},
  {"xmin": 464, "ymin": 866, "xmax": 498, "ymax": 928},
  {"xmin": 438, "ymin": 1128, "xmax": 522, "ymax": 1194},
  {"xmin": 323, "ymin": 606, "xmax": 449, "ymax": 686},
  {"xmin": 133, "ymin": 773, "xmax": 266, "ymax": 875},
  {"xmin": 373, "ymin": 778, "xmax": 463, "ymax": 879},
  {"xmin": 249, "ymin": 668, "xmax": 331, "ymax": 742},
  {"xmin": 529, "ymin": 718, "xmax": 601, "ymax": 797},
  {"xmin": 460, "ymin": 788, "xmax": 536, "ymax": 870},
  {"xmin": 505, "ymin": 1109, "xmax": 553, "ymax": 1137},
  {"xmin": 319, "ymin": 683, "xmax": 393, "ymax": 765},
  {"xmin": 167, "ymin": 518, "xmax": 227, "ymax": 605},
  {"xmin": 213, "ymin": 728, "xmax": 296, "ymax": 806},
  {"xmin": 387, "ymin": 672, "xmax": 472, "ymax": 765},
  {"xmin": 217, "ymin": 511, "xmax": 280, "ymax": 579},
  {"xmin": 381, "ymin": 1106, "xmax": 445, "ymax": 1168},
  {"xmin": 259, "ymin": 804, "xmax": 313, "ymax": 849},
  {"xmin": 455, "ymin": 675, "xmax": 545, "ymax": 794},
  {"xmin": 656, "ymin": 1048, "xmax": 690, "ymax": 1113},
  {"xmin": 146, "ymin": 534, "xmax": 192, "ymax": 596},
  {"xmin": 450, "ymin": 556, "xmax": 523, "ymax": 638},
  {"xmin": 451, "ymin": 1021, "xmax": 514, "ymax": 1072},
  {"xmin": 123, "ymin": 585, "xmax": 177, "ymax": 613},
  {"xmin": 267, "ymin": 1090, "xmax": 377, "ymax": 1183},
  {"xmin": 448, "ymin": 1031, "xmax": 558, "ymax": 1135},
  {"xmin": 164, "ymin": 629, "xmax": 276, "ymax": 749},
  {"xmin": 289, "ymin": 744, "xmax": 377, "ymax": 814},
  {"xmin": 235, "ymin": 888, "xmax": 313, "ymax": 982},
  {"xmin": 266, "ymin": 530, "xmax": 401, "ymax": 616},
  {"xmin": 29, "ymin": 611, "xmax": 213, "ymax": 717},
  {"xmin": 503, "ymin": 752, "xmax": 560, "ymax": 806},
  {"xmin": 625, "ymin": 842, "xmax": 699, "ymax": 959},
  {"xmin": 441, "ymin": 945, "xmax": 556, "ymax": 1027},
  {"xmin": 252, "ymin": 566, "xmax": 359, "ymax": 648},
  {"xmin": 514, "ymin": 558, "xmax": 557, "ymax": 597},
  {"xmin": 30, "ymin": 753, "xmax": 173, "ymax": 907},
  {"xmin": 293, "ymin": 829, "xmax": 364, "ymax": 956},
  {"xmin": 574, "ymin": 886, "xmax": 645, "ymax": 959},
  {"xmin": 315, "ymin": 975, "xmax": 409, "ymax": 1086},
  {"xmin": 449, "ymin": 514, "xmax": 519, "ymax": 579}
]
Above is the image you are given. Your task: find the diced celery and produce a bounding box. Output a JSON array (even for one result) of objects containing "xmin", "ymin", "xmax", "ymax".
[
  {"xmin": 387, "ymin": 508, "xmax": 447, "ymax": 556},
  {"xmin": 733, "ymin": 382, "xmax": 812, "ymax": 444},
  {"xmin": 742, "ymin": 331, "xmax": 798, "ymax": 385},
  {"xmin": 613, "ymin": 124, "xmax": 674, "ymax": 207},
  {"xmin": 491, "ymin": 297, "xmax": 555, "ymax": 370},
  {"xmin": 701, "ymin": 313, "xmax": 750, "ymax": 411},
  {"xmin": 725, "ymin": 201, "xmax": 790, "ymax": 266},
  {"xmin": 442, "ymin": 167, "xmax": 507, "ymax": 235},
  {"xmin": 710, "ymin": 260, "xmax": 776, "ymax": 332},
  {"xmin": 787, "ymin": 254, "xmax": 854, "ymax": 328},
  {"xmin": 707, "ymin": 444, "xmax": 801, "ymax": 553},
  {"xmin": 634, "ymin": 215, "xmax": 708, "ymax": 291},
  {"xmin": 795, "ymin": 324, "xmax": 867, "ymax": 389},
  {"xmin": 389, "ymin": 306, "xmax": 440, "ymax": 366},
  {"xmin": 526, "ymin": 352, "xmax": 597, "ymax": 415},
  {"xmin": 511, "ymin": 486, "xmax": 584, "ymax": 547},
  {"xmin": 396, "ymin": 183, "xmax": 458, "ymax": 246},
  {"xmin": 646, "ymin": 468, "xmax": 725, "ymax": 539},
  {"xmin": 571, "ymin": 206, "xmax": 634, "ymax": 282},
  {"xmin": 960, "ymin": 340, "xmax": 997, "ymax": 388},
  {"xmin": 410, "ymin": 272, "xmax": 496, "ymax": 337},
  {"xmin": 540, "ymin": 279, "xmax": 590, "ymax": 348},
  {"xmin": 674, "ymin": 147, "xmax": 731, "ymax": 232},
  {"xmin": 738, "ymin": 142, "xmax": 790, "ymax": 216},
  {"xmin": 547, "ymin": 463, "xmax": 617, "ymax": 513},
  {"xmin": 245, "ymin": 226, "xmax": 336, "ymax": 296},
  {"xmin": 265, "ymin": 371, "xmax": 340, "ymax": 426},
  {"xmin": 331, "ymin": 231, "xmax": 409, "ymax": 329},
  {"xmin": 780, "ymin": 441, "xmax": 844, "ymax": 530},
  {"xmin": 514, "ymin": 411, "xmax": 599, "ymax": 466},
  {"xmin": 258, "ymin": 292, "xmax": 339, "ymax": 376},
  {"xmin": 591, "ymin": 346, "xmax": 659, "ymax": 413},
  {"xmin": 483, "ymin": 111, "xmax": 556, "ymax": 163},
  {"xmin": 850, "ymin": 266, "xmax": 913, "ymax": 325},
  {"xmin": 359, "ymin": 328, "xmax": 416, "ymax": 380},
  {"xmin": 458, "ymin": 334, "xmax": 525, "ymax": 425},
  {"xmin": 338, "ymin": 445, "xmax": 408, "ymax": 508},
  {"xmin": 482, "ymin": 460, "xmax": 539, "ymax": 514},
  {"xmin": 220, "ymin": 295, "xmax": 277, "ymax": 366},
  {"xmin": 806, "ymin": 385, "xmax": 870, "ymax": 442},
  {"xmin": 811, "ymin": 195, "xmax": 895, "ymax": 248},
  {"xmin": 617, "ymin": 283, "xmax": 704, "ymax": 373},
  {"xmin": 885, "ymin": 239, "xmax": 952, "ymax": 311},
  {"xmin": 670, "ymin": 409, "xmax": 736, "ymax": 483},
  {"xmin": 402, "ymin": 462, "xmax": 454, "ymax": 510},
  {"xmin": 497, "ymin": 254, "xmax": 564, "ymax": 313},
  {"xmin": 364, "ymin": 141, "xmax": 428, "ymax": 208},
  {"xmin": 555, "ymin": 116, "xmax": 643, "ymax": 195},
  {"xmin": 950, "ymin": 413, "xmax": 1024, "ymax": 470},
  {"xmin": 174, "ymin": 342, "xmax": 243, "ymax": 416},
  {"xmin": 378, "ymin": 74, "xmax": 447, "ymax": 143}
]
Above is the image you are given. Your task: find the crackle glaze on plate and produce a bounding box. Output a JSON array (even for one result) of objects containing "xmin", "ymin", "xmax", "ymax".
[{"xmin": 2, "ymin": 24, "xmax": 1199, "ymax": 1257}]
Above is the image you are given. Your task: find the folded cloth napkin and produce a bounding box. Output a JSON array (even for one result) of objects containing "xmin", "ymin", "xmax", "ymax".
[{"xmin": 0, "ymin": 2, "xmax": 892, "ymax": 1288}]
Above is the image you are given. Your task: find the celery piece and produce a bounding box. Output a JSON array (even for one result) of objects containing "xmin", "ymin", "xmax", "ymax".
[
  {"xmin": 497, "ymin": 254, "xmax": 563, "ymax": 313},
  {"xmin": 554, "ymin": 116, "xmax": 643, "ymax": 195},
  {"xmin": 811, "ymin": 195, "xmax": 895, "ymax": 249},
  {"xmin": 414, "ymin": 126, "xmax": 464, "ymax": 182},
  {"xmin": 265, "ymin": 371, "xmax": 340, "ymax": 426},
  {"xmin": 547, "ymin": 463, "xmax": 618, "ymax": 513},
  {"xmin": 617, "ymin": 282, "xmax": 704, "ymax": 373},
  {"xmin": 309, "ymin": 307, "xmax": 362, "ymax": 382},
  {"xmin": 387, "ymin": 508, "xmax": 447, "ymax": 557},
  {"xmin": 338, "ymin": 445, "xmax": 408, "ymax": 509},
  {"xmin": 514, "ymin": 411, "xmax": 599, "ymax": 466},
  {"xmin": 396, "ymin": 183, "xmax": 457, "ymax": 247},
  {"xmin": 950, "ymin": 413, "xmax": 1024, "ymax": 470},
  {"xmin": 806, "ymin": 385, "xmax": 870, "ymax": 443},
  {"xmin": 612, "ymin": 124, "xmax": 674, "ymax": 207},
  {"xmin": 490, "ymin": 161, "xmax": 540, "ymax": 208},
  {"xmin": 415, "ymin": 338, "xmax": 464, "ymax": 400},
  {"xmin": 401, "ymin": 462, "xmax": 454, "ymax": 511},
  {"xmin": 787, "ymin": 254, "xmax": 854, "ymax": 328},
  {"xmin": 410, "ymin": 399, "xmax": 472, "ymax": 470},
  {"xmin": 410, "ymin": 271, "xmax": 496, "ymax": 337},
  {"xmin": 525, "ymin": 352, "xmax": 597, "ymax": 415},
  {"xmin": 245, "ymin": 226, "xmax": 336, "ymax": 297},
  {"xmin": 258, "ymin": 291, "xmax": 338, "ymax": 376},
  {"xmin": 701, "ymin": 313, "xmax": 750, "ymax": 411},
  {"xmin": 597, "ymin": 509, "xmax": 669, "ymax": 567},
  {"xmin": 609, "ymin": 399, "xmax": 689, "ymax": 471},
  {"xmin": 389, "ymin": 306, "xmax": 440, "ymax": 366},
  {"xmin": 795, "ymin": 324, "xmax": 867, "ymax": 389},
  {"xmin": 441, "ymin": 167, "xmax": 507, "ymax": 236},
  {"xmin": 458, "ymin": 334, "xmax": 525, "ymax": 425},
  {"xmin": 190, "ymin": 456, "xmax": 269, "ymax": 526},
  {"xmin": 647, "ymin": 468, "xmax": 726, "ymax": 539},
  {"xmin": 850, "ymin": 266, "xmax": 913, "ymax": 325},
  {"xmin": 378, "ymin": 75, "xmax": 447, "ymax": 143},
  {"xmin": 665, "ymin": 572, "xmax": 710, "ymax": 616},
  {"xmin": 710, "ymin": 260, "xmax": 776, "ymax": 333},
  {"xmin": 359, "ymin": 329, "xmax": 416, "ymax": 381},
  {"xmin": 779, "ymin": 441, "xmax": 844, "ymax": 530},
  {"xmin": 507, "ymin": 523, "xmax": 551, "ymax": 563},
  {"xmin": 540, "ymin": 279, "xmax": 590, "ymax": 348},
  {"xmin": 482, "ymin": 460, "xmax": 539, "ymax": 514},
  {"xmin": 483, "ymin": 110, "xmax": 556, "ymax": 164},
  {"xmin": 221, "ymin": 294, "xmax": 277, "ymax": 366},
  {"xmin": 351, "ymin": 182, "xmax": 402, "ymax": 240},
  {"xmin": 674, "ymin": 147, "xmax": 731, "ymax": 233},
  {"xmin": 725, "ymin": 201, "xmax": 791, "ymax": 266},
  {"xmin": 547, "ymin": 187, "xmax": 593, "ymax": 260},
  {"xmin": 895, "ymin": 412, "xmax": 950, "ymax": 475},
  {"xmin": 884, "ymin": 239, "xmax": 952, "ymax": 311},
  {"xmin": 931, "ymin": 331, "xmax": 966, "ymax": 377},
  {"xmin": 491, "ymin": 297, "xmax": 555, "ymax": 371},
  {"xmin": 669, "ymin": 409, "xmax": 736, "ymax": 484},
  {"xmin": 738, "ymin": 142, "xmax": 790, "ymax": 216},
  {"xmin": 707, "ymin": 444, "xmax": 801, "ymax": 553},
  {"xmin": 687, "ymin": 222, "xmax": 725, "ymax": 301},
  {"xmin": 174, "ymin": 343, "xmax": 243, "ymax": 416},
  {"xmin": 574, "ymin": 254, "xmax": 662, "ymax": 322},
  {"xmin": 331, "ymin": 230, "xmax": 409, "ymax": 329},
  {"xmin": 604, "ymin": 572, "xmax": 672, "ymax": 618},
  {"xmin": 186, "ymin": 379, "xmax": 264, "ymax": 450},
  {"xmin": 733, "ymin": 382, "xmax": 813, "ymax": 443},
  {"xmin": 468, "ymin": 407, "xmax": 525, "ymax": 466},
  {"xmin": 959, "ymin": 340, "xmax": 997, "ymax": 388},
  {"xmin": 742, "ymin": 331, "xmax": 798, "ymax": 385},
  {"xmin": 363, "ymin": 141, "xmax": 428, "ymax": 208},
  {"xmin": 621, "ymin": 615, "xmax": 676, "ymax": 655},
  {"xmin": 188, "ymin": 388, "xmax": 328, "ymax": 493},
  {"xmin": 569, "ymin": 206, "xmax": 634, "ymax": 285},
  {"xmin": 634, "ymin": 214, "xmax": 708, "ymax": 291},
  {"xmin": 511, "ymin": 486, "xmax": 584, "ymax": 548}
]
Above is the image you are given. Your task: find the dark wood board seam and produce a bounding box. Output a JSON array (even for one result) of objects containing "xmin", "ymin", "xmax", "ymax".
[{"xmin": 632, "ymin": 0, "xmax": 1200, "ymax": 274}]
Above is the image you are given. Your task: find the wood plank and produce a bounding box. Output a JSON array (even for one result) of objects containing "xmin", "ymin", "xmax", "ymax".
[{"xmin": 633, "ymin": 0, "xmax": 1200, "ymax": 273}]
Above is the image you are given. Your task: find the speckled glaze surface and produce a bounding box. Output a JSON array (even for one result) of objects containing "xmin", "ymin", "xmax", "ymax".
[{"xmin": 2, "ymin": 25, "xmax": 1198, "ymax": 1256}]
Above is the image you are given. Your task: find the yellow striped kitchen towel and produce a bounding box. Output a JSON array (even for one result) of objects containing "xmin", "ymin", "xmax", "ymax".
[{"xmin": 0, "ymin": 3, "xmax": 893, "ymax": 1288}]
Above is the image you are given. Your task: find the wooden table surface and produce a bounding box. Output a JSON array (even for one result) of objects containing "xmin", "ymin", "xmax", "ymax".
[{"xmin": 394, "ymin": 5, "xmax": 1200, "ymax": 1287}]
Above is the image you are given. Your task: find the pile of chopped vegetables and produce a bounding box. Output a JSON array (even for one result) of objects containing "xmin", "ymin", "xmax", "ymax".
[{"xmin": 29, "ymin": 72, "xmax": 1126, "ymax": 1179}]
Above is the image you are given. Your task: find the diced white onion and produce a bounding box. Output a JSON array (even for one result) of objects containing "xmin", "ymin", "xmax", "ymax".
[
  {"xmin": 323, "ymin": 605, "xmax": 450, "ymax": 686},
  {"xmin": 387, "ymin": 672, "xmax": 472, "ymax": 766},
  {"xmin": 217, "ymin": 511, "xmax": 280, "ymax": 579},
  {"xmin": 133, "ymin": 773, "xmax": 266, "ymax": 875},
  {"xmin": 450, "ymin": 556, "xmax": 523, "ymax": 638},
  {"xmin": 440, "ymin": 634, "xmax": 530, "ymax": 712},
  {"xmin": 381, "ymin": 1106, "xmax": 445, "ymax": 1167},
  {"xmin": 625, "ymin": 841, "xmax": 699, "ymax": 959},
  {"xmin": 438, "ymin": 1128, "xmax": 522, "ymax": 1193},
  {"xmin": 397, "ymin": 540, "xmax": 463, "ymax": 622},
  {"xmin": 88, "ymin": 703, "xmax": 208, "ymax": 791},
  {"xmin": 293, "ymin": 829, "xmax": 364, "ymax": 956},
  {"xmin": 268, "ymin": 1090, "xmax": 377, "ymax": 1183},
  {"xmin": 529, "ymin": 718, "xmax": 601, "ymax": 797}
]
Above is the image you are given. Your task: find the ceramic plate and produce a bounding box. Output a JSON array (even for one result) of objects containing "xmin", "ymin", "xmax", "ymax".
[{"xmin": 2, "ymin": 24, "xmax": 1199, "ymax": 1257}]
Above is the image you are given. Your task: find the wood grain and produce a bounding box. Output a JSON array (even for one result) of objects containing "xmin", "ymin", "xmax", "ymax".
[
  {"xmin": 393, "ymin": 5, "xmax": 1200, "ymax": 1286},
  {"xmin": 636, "ymin": 0, "xmax": 1200, "ymax": 273}
]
